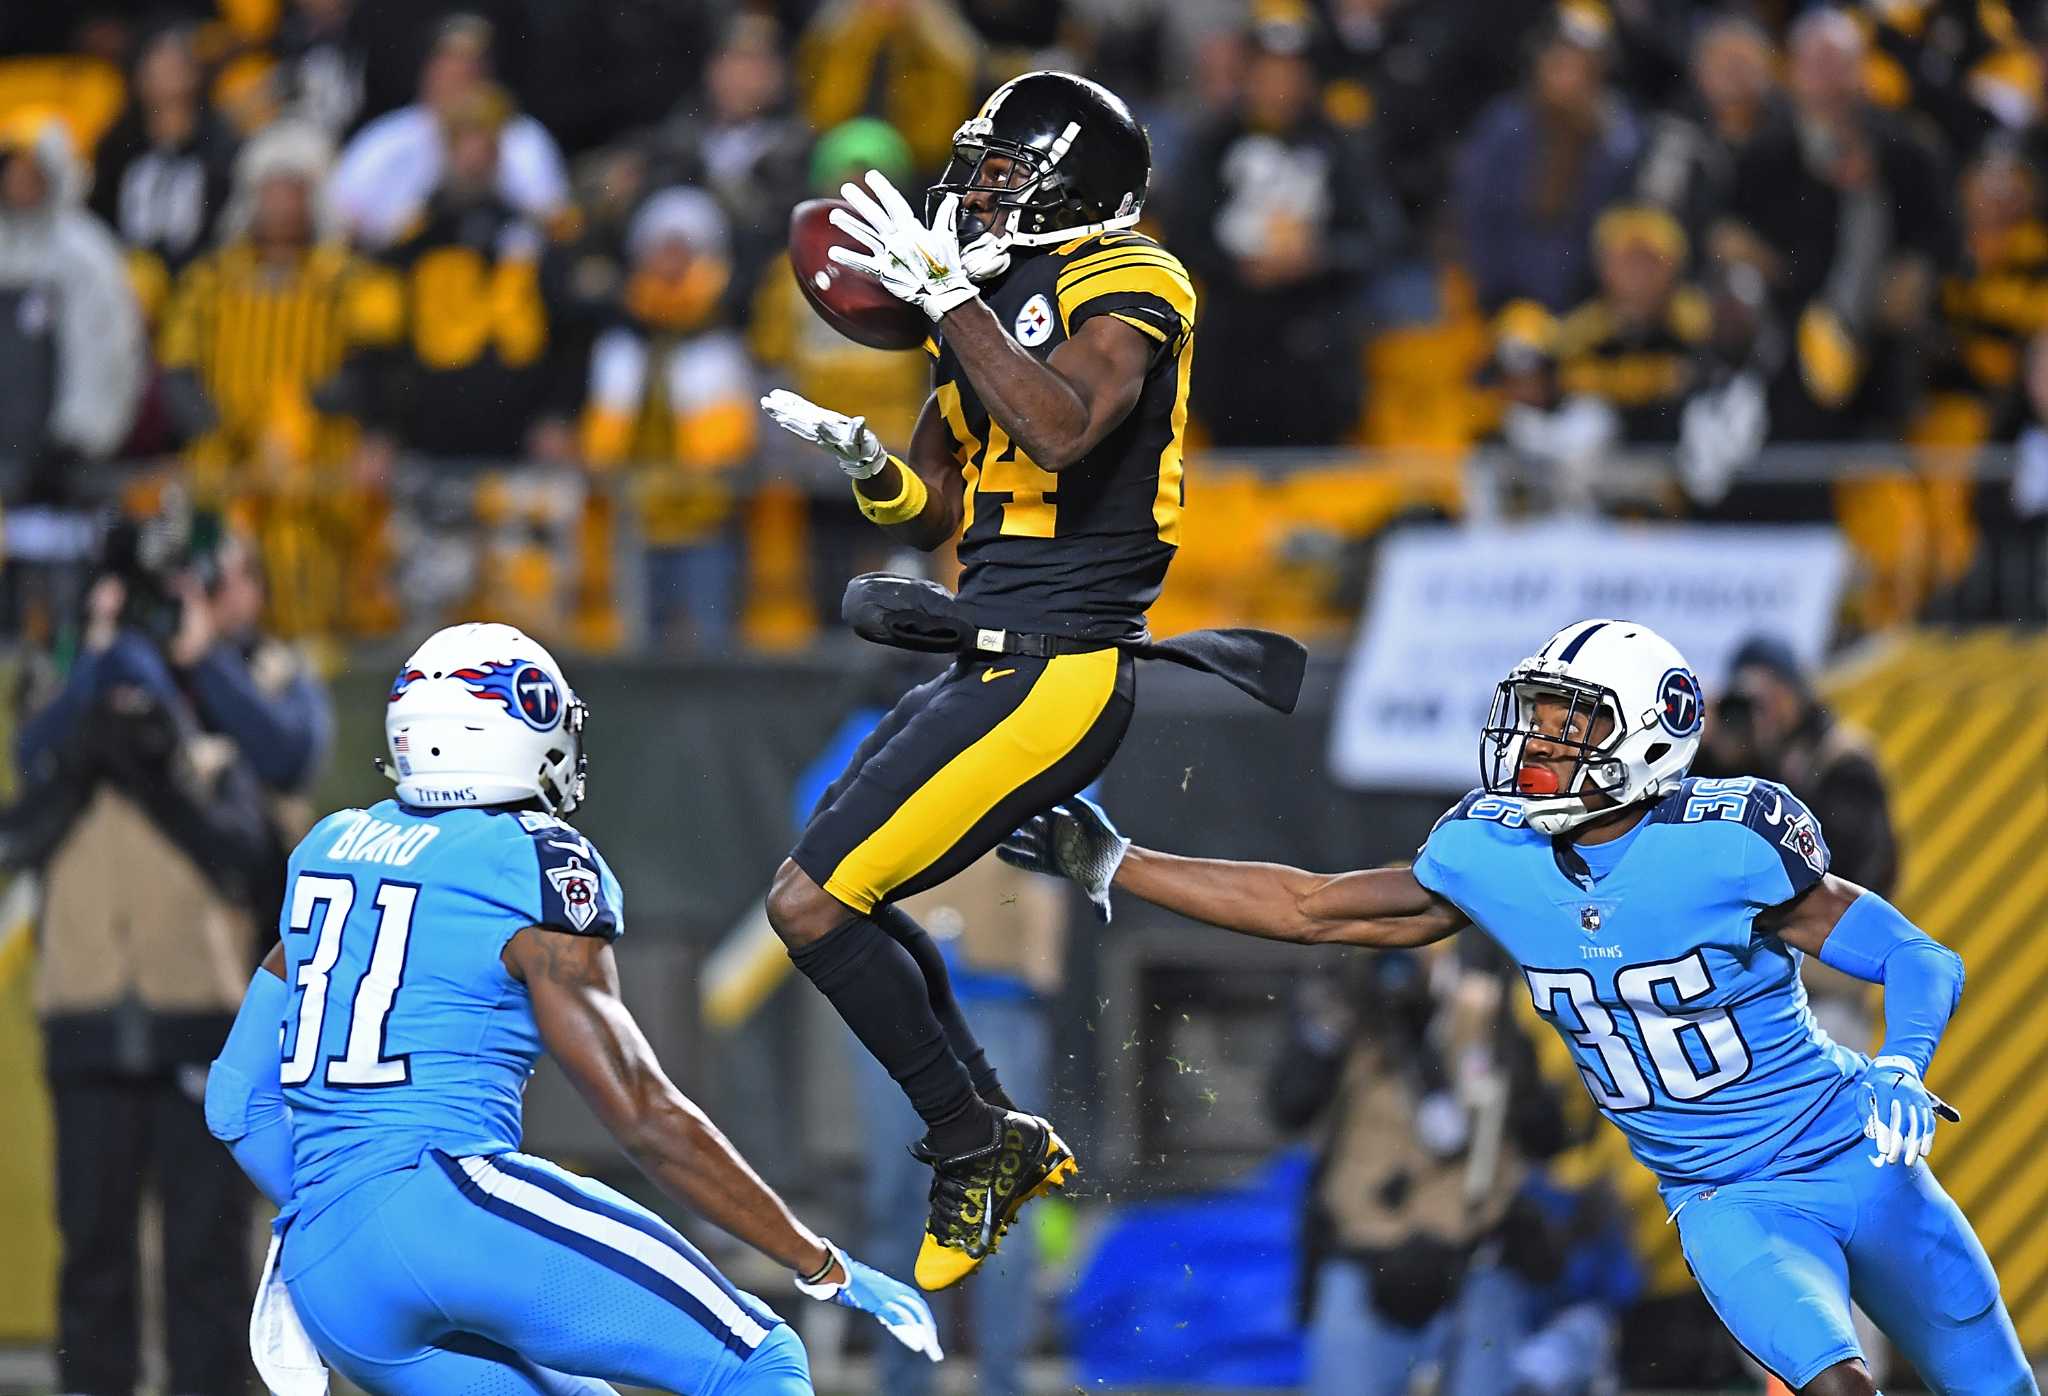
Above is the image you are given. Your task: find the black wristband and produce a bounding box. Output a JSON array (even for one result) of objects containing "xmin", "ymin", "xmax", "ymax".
[{"xmin": 798, "ymin": 1243, "xmax": 838, "ymax": 1286}]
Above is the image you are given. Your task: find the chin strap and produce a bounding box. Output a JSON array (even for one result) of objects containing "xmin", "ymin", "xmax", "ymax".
[
  {"xmin": 1519, "ymin": 796, "xmax": 1598, "ymax": 836},
  {"xmin": 961, "ymin": 231, "xmax": 1012, "ymax": 282}
]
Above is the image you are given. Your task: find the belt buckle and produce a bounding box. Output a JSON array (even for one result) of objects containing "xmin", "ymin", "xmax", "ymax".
[{"xmin": 975, "ymin": 628, "xmax": 1007, "ymax": 654}]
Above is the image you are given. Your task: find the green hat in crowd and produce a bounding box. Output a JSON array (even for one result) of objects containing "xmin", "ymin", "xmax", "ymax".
[{"xmin": 811, "ymin": 118, "xmax": 914, "ymax": 194}]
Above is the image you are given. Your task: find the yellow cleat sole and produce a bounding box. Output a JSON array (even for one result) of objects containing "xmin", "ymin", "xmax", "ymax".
[{"xmin": 915, "ymin": 1233, "xmax": 978, "ymax": 1291}]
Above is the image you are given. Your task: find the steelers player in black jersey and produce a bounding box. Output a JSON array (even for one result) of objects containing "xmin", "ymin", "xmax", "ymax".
[{"xmin": 759, "ymin": 71, "xmax": 1219, "ymax": 1292}]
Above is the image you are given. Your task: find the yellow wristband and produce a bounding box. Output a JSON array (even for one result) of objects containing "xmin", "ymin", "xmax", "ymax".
[{"xmin": 854, "ymin": 456, "xmax": 929, "ymax": 524}]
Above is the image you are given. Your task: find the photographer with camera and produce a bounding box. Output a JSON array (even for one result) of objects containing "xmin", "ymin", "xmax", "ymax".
[
  {"xmin": 1271, "ymin": 940, "xmax": 1612, "ymax": 1396},
  {"xmin": 15, "ymin": 518, "xmax": 331, "ymax": 1396},
  {"xmin": 1699, "ymin": 634, "xmax": 1898, "ymax": 898}
]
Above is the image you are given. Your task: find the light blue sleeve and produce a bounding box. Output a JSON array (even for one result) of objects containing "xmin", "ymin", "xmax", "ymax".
[{"xmin": 206, "ymin": 967, "xmax": 295, "ymax": 1206}]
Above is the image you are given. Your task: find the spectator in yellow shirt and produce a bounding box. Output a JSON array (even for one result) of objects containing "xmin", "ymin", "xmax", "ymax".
[
  {"xmin": 158, "ymin": 120, "xmax": 404, "ymax": 633},
  {"xmin": 580, "ymin": 186, "xmax": 755, "ymax": 652}
]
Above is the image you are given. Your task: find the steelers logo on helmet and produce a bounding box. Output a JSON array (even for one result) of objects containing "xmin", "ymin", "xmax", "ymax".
[
  {"xmin": 1656, "ymin": 667, "xmax": 1703, "ymax": 737},
  {"xmin": 513, "ymin": 664, "xmax": 563, "ymax": 731}
]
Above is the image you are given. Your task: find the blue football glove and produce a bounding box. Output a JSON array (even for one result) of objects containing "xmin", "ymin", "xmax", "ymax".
[
  {"xmin": 1862, "ymin": 1055, "xmax": 1959, "ymax": 1168},
  {"xmin": 998, "ymin": 795, "xmax": 1130, "ymax": 923},
  {"xmin": 793, "ymin": 1242, "xmax": 942, "ymax": 1362}
]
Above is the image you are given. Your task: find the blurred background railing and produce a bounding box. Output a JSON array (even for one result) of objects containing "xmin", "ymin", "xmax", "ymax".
[{"xmin": 5, "ymin": 443, "xmax": 2035, "ymax": 665}]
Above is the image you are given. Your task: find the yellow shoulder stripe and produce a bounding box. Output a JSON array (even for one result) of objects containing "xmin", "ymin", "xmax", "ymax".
[
  {"xmin": 1057, "ymin": 244, "xmax": 1186, "ymax": 286},
  {"xmin": 1057, "ymin": 261, "xmax": 1196, "ymax": 329},
  {"xmin": 1055, "ymin": 230, "xmax": 1158, "ymax": 258},
  {"xmin": 1108, "ymin": 312, "xmax": 1168, "ymax": 342}
]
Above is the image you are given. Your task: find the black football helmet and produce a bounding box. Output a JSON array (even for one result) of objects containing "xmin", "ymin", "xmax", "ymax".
[{"xmin": 928, "ymin": 71, "xmax": 1151, "ymax": 254}]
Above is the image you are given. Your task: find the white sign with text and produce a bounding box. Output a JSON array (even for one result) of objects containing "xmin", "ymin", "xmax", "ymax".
[{"xmin": 1329, "ymin": 522, "xmax": 1850, "ymax": 790}]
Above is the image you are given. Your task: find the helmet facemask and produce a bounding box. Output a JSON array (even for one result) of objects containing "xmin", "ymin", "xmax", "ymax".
[
  {"xmin": 928, "ymin": 118, "xmax": 1142, "ymax": 273},
  {"xmin": 1481, "ymin": 675, "xmax": 1629, "ymax": 830},
  {"xmin": 537, "ymin": 695, "xmax": 589, "ymax": 817}
]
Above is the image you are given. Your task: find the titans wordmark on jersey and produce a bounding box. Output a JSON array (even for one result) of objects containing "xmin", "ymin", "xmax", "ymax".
[
  {"xmin": 1413, "ymin": 776, "xmax": 1868, "ymax": 1198},
  {"xmin": 278, "ymin": 800, "xmax": 622, "ymax": 1227},
  {"xmin": 927, "ymin": 230, "xmax": 1196, "ymax": 643}
]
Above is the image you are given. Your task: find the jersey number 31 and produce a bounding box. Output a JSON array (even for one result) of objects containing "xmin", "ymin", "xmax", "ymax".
[{"xmin": 280, "ymin": 872, "xmax": 419, "ymax": 1088}]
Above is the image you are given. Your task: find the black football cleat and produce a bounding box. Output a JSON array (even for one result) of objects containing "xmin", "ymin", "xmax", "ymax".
[{"xmin": 910, "ymin": 1110, "xmax": 1077, "ymax": 1290}]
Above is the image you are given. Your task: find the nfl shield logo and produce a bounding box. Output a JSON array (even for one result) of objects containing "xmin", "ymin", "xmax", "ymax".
[
  {"xmin": 1580, "ymin": 905, "xmax": 1603, "ymax": 937},
  {"xmin": 1014, "ymin": 294, "xmax": 1054, "ymax": 347}
]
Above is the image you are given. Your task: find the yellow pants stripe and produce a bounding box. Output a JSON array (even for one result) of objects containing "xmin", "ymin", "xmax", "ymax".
[{"xmin": 823, "ymin": 649, "xmax": 1120, "ymax": 914}]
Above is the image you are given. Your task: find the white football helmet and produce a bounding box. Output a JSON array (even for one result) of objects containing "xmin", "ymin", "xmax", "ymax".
[
  {"xmin": 382, "ymin": 623, "xmax": 587, "ymax": 815},
  {"xmin": 1481, "ymin": 619, "xmax": 1704, "ymax": 836}
]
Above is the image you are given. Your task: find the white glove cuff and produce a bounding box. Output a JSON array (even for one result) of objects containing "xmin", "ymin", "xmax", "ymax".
[
  {"xmin": 793, "ymin": 1239, "xmax": 849, "ymax": 1300},
  {"xmin": 843, "ymin": 441, "xmax": 887, "ymax": 480},
  {"xmin": 921, "ymin": 281, "xmax": 980, "ymax": 322},
  {"xmin": 1871, "ymin": 1054, "xmax": 1921, "ymax": 1078}
]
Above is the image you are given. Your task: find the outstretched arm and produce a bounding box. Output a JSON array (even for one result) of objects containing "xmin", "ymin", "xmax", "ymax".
[
  {"xmin": 1764, "ymin": 875, "xmax": 1964, "ymax": 1163},
  {"xmin": 1114, "ymin": 848, "xmax": 1469, "ymax": 947},
  {"xmin": 851, "ymin": 394, "xmax": 969, "ymax": 551},
  {"xmin": 759, "ymin": 389, "xmax": 966, "ymax": 553},
  {"xmin": 506, "ymin": 927, "xmax": 837, "ymax": 1277},
  {"xmin": 1000, "ymin": 798, "xmax": 1466, "ymax": 946},
  {"xmin": 507, "ymin": 927, "xmax": 943, "ymax": 1359}
]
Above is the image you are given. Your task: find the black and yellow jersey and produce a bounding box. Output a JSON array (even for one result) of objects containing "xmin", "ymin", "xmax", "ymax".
[
  {"xmin": 1938, "ymin": 220, "xmax": 2048, "ymax": 397},
  {"xmin": 928, "ymin": 229, "xmax": 1196, "ymax": 643},
  {"xmin": 1553, "ymin": 288, "xmax": 1711, "ymax": 443},
  {"xmin": 158, "ymin": 241, "xmax": 404, "ymax": 467},
  {"xmin": 378, "ymin": 196, "xmax": 555, "ymax": 458}
]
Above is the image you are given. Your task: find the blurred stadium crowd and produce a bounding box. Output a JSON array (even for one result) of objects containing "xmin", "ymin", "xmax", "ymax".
[{"xmin": 1, "ymin": 0, "xmax": 2046, "ymax": 652}]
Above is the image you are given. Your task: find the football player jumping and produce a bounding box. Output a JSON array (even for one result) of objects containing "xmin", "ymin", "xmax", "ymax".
[
  {"xmin": 204, "ymin": 624, "xmax": 939, "ymax": 1396},
  {"xmin": 1002, "ymin": 619, "xmax": 2033, "ymax": 1396},
  {"xmin": 757, "ymin": 71, "xmax": 1235, "ymax": 1291}
]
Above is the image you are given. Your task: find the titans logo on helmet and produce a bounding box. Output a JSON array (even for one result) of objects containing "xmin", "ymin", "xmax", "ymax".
[
  {"xmin": 1657, "ymin": 668, "xmax": 1704, "ymax": 737},
  {"xmin": 451, "ymin": 659, "xmax": 564, "ymax": 732}
]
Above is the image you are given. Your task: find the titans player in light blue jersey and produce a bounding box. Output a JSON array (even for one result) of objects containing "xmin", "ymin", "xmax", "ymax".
[
  {"xmin": 204, "ymin": 623, "xmax": 940, "ymax": 1396},
  {"xmin": 1002, "ymin": 619, "xmax": 2033, "ymax": 1396}
]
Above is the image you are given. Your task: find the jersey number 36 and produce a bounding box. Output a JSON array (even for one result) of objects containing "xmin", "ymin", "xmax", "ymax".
[
  {"xmin": 1525, "ymin": 950, "xmax": 1752, "ymax": 1109},
  {"xmin": 280, "ymin": 872, "xmax": 420, "ymax": 1088}
]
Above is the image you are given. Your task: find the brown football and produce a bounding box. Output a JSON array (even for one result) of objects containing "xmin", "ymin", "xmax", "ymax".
[{"xmin": 789, "ymin": 197, "xmax": 929, "ymax": 352}]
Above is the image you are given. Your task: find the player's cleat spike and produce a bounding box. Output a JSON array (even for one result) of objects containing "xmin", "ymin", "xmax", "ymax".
[{"xmin": 910, "ymin": 1110, "xmax": 1077, "ymax": 1291}]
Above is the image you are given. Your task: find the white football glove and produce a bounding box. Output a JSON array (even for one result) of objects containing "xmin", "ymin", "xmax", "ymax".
[
  {"xmin": 998, "ymin": 796, "xmax": 1131, "ymax": 923},
  {"xmin": 1862, "ymin": 1055, "xmax": 1960, "ymax": 1168},
  {"xmin": 760, "ymin": 389, "xmax": 887, "ymax": 480},
  {"xmin": 793, "ymin": 1240, "xmax": 943, "ymax": 1364},
  {"xmin": 828, "ymin": 171, "xmax": 980, "ymax": 322}
]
